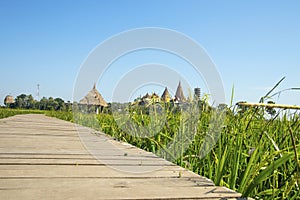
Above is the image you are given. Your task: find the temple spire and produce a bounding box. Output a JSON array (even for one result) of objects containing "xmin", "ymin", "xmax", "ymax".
[{"xmin": 175, "ymin": 81, "xmax": 186, "ymax": 102}]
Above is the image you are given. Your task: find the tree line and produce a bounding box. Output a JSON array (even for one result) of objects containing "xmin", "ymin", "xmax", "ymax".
[{"xmin": 4, "ymin": 94, "xmax": 71, "ymax": 111}]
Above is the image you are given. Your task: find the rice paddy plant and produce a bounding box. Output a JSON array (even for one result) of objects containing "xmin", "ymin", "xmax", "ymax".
[
  {"xmin": 45, "ymin": 110, "xmax": 74, "ymax": 122},
  {"xmin": 183, "ymin": 105, "xmax": 300, "ymax": 199},
  {"xmin": 45, "ymin": 98, "xmax": 299, "ymax": 199}
]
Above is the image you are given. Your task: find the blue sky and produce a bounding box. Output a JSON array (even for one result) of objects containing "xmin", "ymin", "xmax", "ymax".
[{"xmin": 1, "ymin": 1, "xmax": 300, "ymax": 105}]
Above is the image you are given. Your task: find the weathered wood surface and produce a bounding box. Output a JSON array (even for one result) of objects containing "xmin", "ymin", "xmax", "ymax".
[
  {"xmin": 0, "ymin": 114, "xmax": 244, "ymax": 199},
  {"xmin": 236, "ymin": 102, "xmax": 300, "ymax": 110}
]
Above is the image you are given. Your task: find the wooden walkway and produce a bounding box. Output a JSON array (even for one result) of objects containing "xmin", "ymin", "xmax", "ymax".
[{"xmin": 0, "ymin": 114, "xmax": 244, "ymax": 199}]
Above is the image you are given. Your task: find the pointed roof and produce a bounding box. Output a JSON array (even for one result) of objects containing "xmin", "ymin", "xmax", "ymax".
[
  {"xmin": 142, "ymin": 93, "xmax": 151, "ymax": 99},
  {"xmin": 161, "ymin": 87, "xmax": 171, "ymax": 102},
  {"xmin": 151, "ymin": 92, "xmax": 159, "ymax": 99},
  {"xmin": 79, "ymin": 84, "xmax": 108, "ymax": 107},
  {"xmin": 175, "ymin": 81, "xmax": 186, "ymax": 102}
]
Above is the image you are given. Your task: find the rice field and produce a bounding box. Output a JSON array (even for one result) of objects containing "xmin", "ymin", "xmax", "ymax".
[
  {"xmin": 44, "ymin": 100, "xmax": 300, "ymax": 199},
  {"xmin": 1, "ymin": 100, "xmax": 299, "ymax": 199}
]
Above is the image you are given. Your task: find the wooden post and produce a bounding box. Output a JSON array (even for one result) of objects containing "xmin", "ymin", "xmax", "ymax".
[{"xmin": 236, "ymin": 102, "xmax": 300, "ymax": 110}]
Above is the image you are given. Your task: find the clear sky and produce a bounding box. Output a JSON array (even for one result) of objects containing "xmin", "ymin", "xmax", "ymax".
[{"xmin": 1, "ymin": 0, "xmax": 300, "ymax": 106}]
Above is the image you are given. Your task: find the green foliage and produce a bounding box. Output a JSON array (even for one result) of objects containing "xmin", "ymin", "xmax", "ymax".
[
  {"xmin": 5, "ymin": 94, "xmax": 71, "ymax": 111},
  {"xmin": 0, "ymin": 108, "xmax": 44, "ymax": 119},
  {"xmin": 45, "ymin": 110, "xmax": 74, "ymax": 122}
]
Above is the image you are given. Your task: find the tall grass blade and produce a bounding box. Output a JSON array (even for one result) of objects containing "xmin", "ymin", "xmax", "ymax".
[
  {"xmin": 265, "ymin": 131, "xmax": 282, "ymax": 157},
  {"xmin": 214, "ymin": 146, "xmax": 228, "ymax": 185},
  {"xmin": 230, "ymin": 84, "xmax": 235, "ymax": 107},
  {"xmin": 243, "ymin": 153, "xmax": 294, "ymax": 197},
  {"xmin": 260, "ymin": 76, "xmax": 285, "ymax": 103}
]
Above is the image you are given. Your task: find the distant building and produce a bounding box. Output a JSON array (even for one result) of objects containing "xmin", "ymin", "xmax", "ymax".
[
  {"xmin": 161, "ymin": 87, "xmax": 171, "ymax": 102},
  {"xmin": 131, "ymin": 81, "xmax": 199, "ymax": 105},
  {"xmin": 132, "ymin": 92, "xmax": 162, "ymax": 106},
  {"xmin": 142, "ymin": 93, "xmax": 151, "ymax": 100},
  {"xmin": 174, "ymin": 81, "xmax": 186, "ymax": 102},
  {"xmin": 194, "ymin": 88, "xmax": 201, "ymax": 100},
  {"xmin": 139, "ymin": 93, "xmax": 151, "ymax": 105},
  {"xmin": 79, "ymin": 84, "xmax": 108, "ymax": 113},
  {"xmin": 151, "ymin": 92, "xmax": 160, "ymax": 100},
  {"xmin": 4, "ymin": 95, "xmax": 15, "ymax": 107}
]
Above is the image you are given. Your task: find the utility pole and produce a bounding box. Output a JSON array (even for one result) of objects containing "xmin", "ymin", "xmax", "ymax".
[{"xmin": 37, "ymin": 84, "xmax": 40, "ymax": 101}]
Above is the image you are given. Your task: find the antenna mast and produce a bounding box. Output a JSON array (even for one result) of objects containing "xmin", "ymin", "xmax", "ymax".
[{"xmin": 37, "ymin": 84, "xmax": 40, "ymax": 101}]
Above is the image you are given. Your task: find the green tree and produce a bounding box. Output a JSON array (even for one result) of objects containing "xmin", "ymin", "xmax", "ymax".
[
  {"xmin": 54, "ymin": 98, "xmax": 66, "ymax": 111},
  {"xmin": 25, "ymin": 94, "xmax": 35, "ymax": 109},
  {"xmin": 47, "ymin": 97, "xmax": 57, "ymax": 110},
  {"xmin": 39, "ymin": 97, "xmax": 48, "ymax": 110},
  {"xmin": 15, "ymin": 94, "xmax": 27, "ymax": 108}
]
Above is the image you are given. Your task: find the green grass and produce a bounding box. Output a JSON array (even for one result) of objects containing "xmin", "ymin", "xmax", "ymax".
[{"xmin": 0, "ymin": 107, "xmax": 44, "ymax": 119}]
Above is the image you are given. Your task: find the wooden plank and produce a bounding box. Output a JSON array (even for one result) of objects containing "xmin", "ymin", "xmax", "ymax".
[
  {"xmin": 0, "ymin": 114, "xmax": 244, "ymax": 199},
  {"xmin": 0, "ymin": 178, "xmax": 238, "ymax": 200}
]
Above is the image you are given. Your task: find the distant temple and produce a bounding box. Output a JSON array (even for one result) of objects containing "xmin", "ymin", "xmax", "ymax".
[
  {"xmin": 174, "ymin": 81, "xmax": 186, "ymax": 102},
  {"xmin": 137, "ymin": 92, "xmax": 160, "ymax": 106},
  {"xmin": 82, "ymin": 81, "xmax": 200, "ymax": 108},
  {"xmin": 161, "ymin": 87, "xmax": 171, "ymax": 102},
  {"xmin": 131, "ymin": 81, "xmax": 202, "ymax": 106}
]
